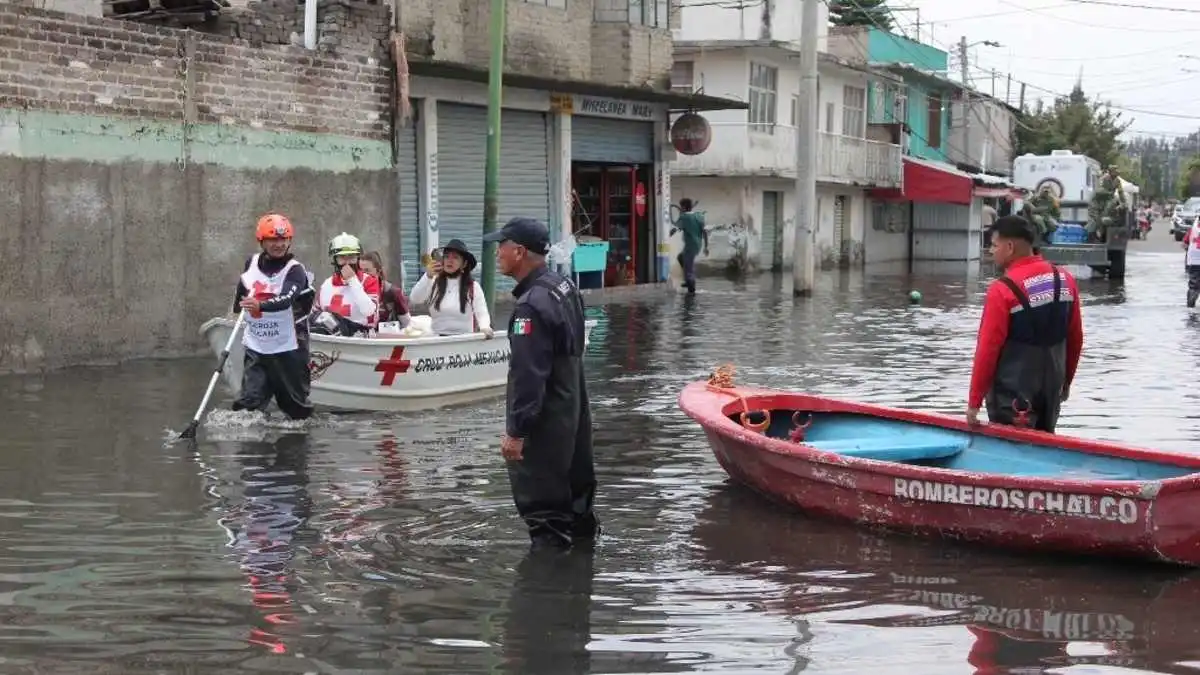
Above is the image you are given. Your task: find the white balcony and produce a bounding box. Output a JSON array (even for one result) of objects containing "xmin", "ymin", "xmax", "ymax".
[{"xmin": 671, "ymin": 123, "xmax": 902, "ymax": 188}]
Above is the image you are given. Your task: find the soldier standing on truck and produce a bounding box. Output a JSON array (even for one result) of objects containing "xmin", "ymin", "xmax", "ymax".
[{"xmin": 1086, "ymin": 165, "xmax": 1128, "ymax": 241}]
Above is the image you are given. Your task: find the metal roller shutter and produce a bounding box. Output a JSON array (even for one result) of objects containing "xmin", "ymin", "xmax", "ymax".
[
  {"xmin": 396, "ymin": 113, "xmax": 422, "ymax": 289},
  {"xmin": 571, "ymin": 116, "xmax": 654, "ymax": 164},
  {"xmin": 437, "ymin": 103, "xmax": 550, "ymax": 294}
]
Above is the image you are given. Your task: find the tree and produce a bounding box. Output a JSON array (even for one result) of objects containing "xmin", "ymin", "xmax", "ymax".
[
  {"xmin": 829, "ymin": 0, "xmax": 894, "ymax": 31},
  {"xmin": 1178, "ymin": 156, "xmax": 1200, "ymax": 199},
  {"xmin": 1013, "ymin": 84, "xmax": 1132, "ymax": 169}
]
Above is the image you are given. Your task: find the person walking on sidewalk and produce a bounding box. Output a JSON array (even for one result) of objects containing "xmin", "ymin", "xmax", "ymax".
[
  {"xmin": 672, "ymin": 198, "xmax": 707, "ymax": 294},
  {"xmin": 484, "ymin": 217, "xmax": 599, "ymax": 551}
]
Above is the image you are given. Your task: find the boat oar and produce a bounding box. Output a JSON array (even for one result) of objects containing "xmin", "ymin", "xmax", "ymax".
[{"xmin": 179, "ymin": 311, "xmax": 247, "ymax": 440}]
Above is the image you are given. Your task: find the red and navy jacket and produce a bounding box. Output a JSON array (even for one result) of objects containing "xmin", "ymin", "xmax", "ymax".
[{"xmin": 968, "ymin": 255, "xmax": 1084, "ymax": 409}]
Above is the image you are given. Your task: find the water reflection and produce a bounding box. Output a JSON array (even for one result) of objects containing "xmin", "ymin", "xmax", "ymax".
[
  {"xmin": 502, "ymin": 549, "xmax": 594, "ymax": 675},
  {"xmin": 211, "ymin": 433, "xmax": 313, "ymax": 655},
  {"xmin": 0, "ymin": 249, "xmax": 1199, "ymax": 672},
  {"xmin": 692, "ymin": 483, "xmax": 1200, "ymax": 673}
]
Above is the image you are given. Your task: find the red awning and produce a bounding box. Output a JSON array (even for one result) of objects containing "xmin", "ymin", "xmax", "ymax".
[{"xmin": 869, "ymin": 157, "xmax": 974, "ymax": 205}]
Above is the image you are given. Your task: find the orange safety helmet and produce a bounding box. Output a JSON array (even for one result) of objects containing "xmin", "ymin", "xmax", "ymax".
[{"xmin": 255, "ymin": 214, "xmax": 295, "ymax": 241}]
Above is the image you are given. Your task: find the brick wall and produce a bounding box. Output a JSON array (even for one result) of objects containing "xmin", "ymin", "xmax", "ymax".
[
  {"xmin": 397, "ymin": 0, "xmax": 673, "ymax": 90},
  {"xmin": 0, "ymin": 3, "xmax": 391, "ymax": 139},
  {"xmin": 590, "ymin": 22, "xmax": 673, "ymax": 89},
  {"xmin": 202, "ymin": 0, "xmax": 391, "ymax": 57}
]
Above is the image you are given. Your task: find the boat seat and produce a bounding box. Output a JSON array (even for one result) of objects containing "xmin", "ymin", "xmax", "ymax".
[{"xmin": 806, "ymin": 436, "xmax": 968, "ymax": 463}]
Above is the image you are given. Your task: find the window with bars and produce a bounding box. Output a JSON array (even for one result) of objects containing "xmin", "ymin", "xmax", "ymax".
[
  {"xmin": 748, "ymin": 61, "xmax": 777, "ymax": 134},
  {"xmin": 842, "ymin": 85, "xmax": 866, "ymax": 137},
  {"xmin": 595, "ymin": 0, "xmax": 669, "ymax": 26},
  {"xmin": 671, "ymin": 61, "xmax": 694, "ymax": 94},
  {"xmin": 524, "ymin": 0, "xmax": 567, "ymax": 6}
]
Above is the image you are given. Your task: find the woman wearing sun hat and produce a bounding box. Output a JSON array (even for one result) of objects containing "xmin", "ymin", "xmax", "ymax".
[{"xmin": 409, "ymin": 238, "xmax": 493, "ymax": 336}]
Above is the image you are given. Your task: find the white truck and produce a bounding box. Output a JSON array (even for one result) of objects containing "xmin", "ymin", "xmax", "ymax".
[{"xmin": 1011, "ymin": 150, "xmax": 1137, "ymax": 279}]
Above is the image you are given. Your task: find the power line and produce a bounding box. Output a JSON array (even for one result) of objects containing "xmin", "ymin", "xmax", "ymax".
[{"xmin": 1058, "ymin": 0, "xmax": 1200, "ymax": 13}]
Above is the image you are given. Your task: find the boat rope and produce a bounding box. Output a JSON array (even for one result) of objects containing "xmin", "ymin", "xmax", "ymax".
[{"xmin": 705, "ymin": 363, "xmax": 770, "ymax": 433}]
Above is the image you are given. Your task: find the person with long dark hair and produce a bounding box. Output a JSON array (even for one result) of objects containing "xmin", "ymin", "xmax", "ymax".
[
  {"xmin": 360, "ymin": 251, "xmax": 412, "ymax": 327},
  {"xmin": 409, "ymin": 239, "xmax": 493, "ymax": 336}
]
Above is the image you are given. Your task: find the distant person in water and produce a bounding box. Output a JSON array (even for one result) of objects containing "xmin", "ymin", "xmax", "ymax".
[
  {"xmin": 967, "ymin": 216, "xmax": 1083, "ymax": 433},
  {"xmin": 672, "ymin": 198, "xmax": 707, "ymax": 294}
]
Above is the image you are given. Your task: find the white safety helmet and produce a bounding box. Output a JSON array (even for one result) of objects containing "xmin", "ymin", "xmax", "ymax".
[{"xmin": 328, "ymin": 232, "xmax": 363, "ymax": 261}]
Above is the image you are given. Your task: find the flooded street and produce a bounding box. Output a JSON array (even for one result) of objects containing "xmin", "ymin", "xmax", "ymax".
[{"xmin": 4, "ymin": 236, "xmax": 1200, "ymax": 674}]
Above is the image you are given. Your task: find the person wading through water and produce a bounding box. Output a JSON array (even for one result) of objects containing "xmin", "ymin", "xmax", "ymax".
[
  {"xmin": 484, "ymin": 217, "xmax": 598, "ymax": 551},
  {"xmin": 672, "ymin": 198, "xmax": 708, "ymax": 294},
  {"xmin": 967, "ymin": 215, "xmax": 1084, "ymax": 433},
  {"xmin": 230, "ymin": 213, "xmax": 316, "ymax": 420}
]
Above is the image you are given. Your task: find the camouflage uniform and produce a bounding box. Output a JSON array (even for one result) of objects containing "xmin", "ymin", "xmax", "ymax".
[
  {"xmin": 1086, "ymin": 170, "xmax": 1128, "ymax": 240},
  {"xmin": 1024, "ymin": 187, "xmax": 1061, "ymax": 246}
]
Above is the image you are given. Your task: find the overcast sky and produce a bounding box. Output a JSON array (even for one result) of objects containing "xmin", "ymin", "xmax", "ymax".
[{"xmin": 891, "ymin": 0, "xmax": 1200, "ymax": 140}]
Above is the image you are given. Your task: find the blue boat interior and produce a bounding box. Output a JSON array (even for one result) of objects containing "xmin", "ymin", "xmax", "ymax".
[{"xmin": 731, "ymin": 409, "xmax": 1198, "ymax": 481}]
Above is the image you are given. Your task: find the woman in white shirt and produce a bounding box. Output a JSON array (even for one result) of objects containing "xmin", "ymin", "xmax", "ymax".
[{"xmin": 409, "ymin": 238, "xmax": 493, "ymax": 336}]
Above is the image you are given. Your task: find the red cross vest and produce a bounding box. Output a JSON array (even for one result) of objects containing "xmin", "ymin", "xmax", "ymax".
[
  {"xmin": 240, "ymin": 254, "xmax": 301, "ymax": 354},
  {"xmin": 317, "ymin": 273, "xmax": 379, "ymax": 327}
]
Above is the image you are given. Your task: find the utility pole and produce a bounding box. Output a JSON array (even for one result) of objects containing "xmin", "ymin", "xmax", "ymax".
[
  {"xmin": 958, "ymin": 37, "xmax": 970, "ymax": 171},
  {"xmin": 791, "ymin": 0, "xmax": 818, "ymax": 297},
  {"xmin": 480, "ymin": 0, "xmax": 506, "ymax": 308}
]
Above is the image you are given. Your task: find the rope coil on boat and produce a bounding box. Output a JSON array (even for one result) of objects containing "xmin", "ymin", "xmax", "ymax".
[{"xmin": 706, "ymin": 364, "xmax": 771, "ymax": 433}]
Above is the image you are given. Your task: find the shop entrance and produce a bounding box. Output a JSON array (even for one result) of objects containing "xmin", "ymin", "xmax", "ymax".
[{"xmin": 571, "ymin": 163, "xmax": 654, "ymax": 287}]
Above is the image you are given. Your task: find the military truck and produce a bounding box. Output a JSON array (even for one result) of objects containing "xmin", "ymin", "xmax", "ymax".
[{"xmin": 1012, "ymin": 150, "xmax": 1138, "ymax": 280}]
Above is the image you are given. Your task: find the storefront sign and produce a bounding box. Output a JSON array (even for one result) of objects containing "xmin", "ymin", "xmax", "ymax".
[
  {"xmin": 670, "ymin": 111, "xmax": 712, "ymax": 155},
  {"xmin": 893, "ymin": 478, "xmax": 1140, "ymax": 525},
  {"xmin": 634, "ymin": 182, "xmax": 646, "ymax": 217},
  {"xmin": 572, "ymin": 95, "xmax": 658, "ymax": 121}
]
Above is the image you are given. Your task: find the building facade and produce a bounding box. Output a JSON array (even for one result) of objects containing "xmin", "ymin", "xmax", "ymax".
[
  {"xmin": 392, "ymin": 0, "xmax": 743, "ymax": 291},
  {"xmin": 829, "ymin": 26, "xmax": 1017, "ymax": 265},
  {"xmin": 668, "ymin": 3, "xmax": 903, "ymax": 275}
]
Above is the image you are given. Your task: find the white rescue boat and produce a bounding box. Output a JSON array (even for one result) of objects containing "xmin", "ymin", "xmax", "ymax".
[{"xmin": 198, "ymin": 316, "xmax": 599, "ymax": 413}]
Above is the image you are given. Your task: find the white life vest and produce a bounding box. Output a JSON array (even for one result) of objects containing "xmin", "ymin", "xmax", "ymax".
[
  {"xmin": 1188, "ymin": 223, "xmax": 1200, "ymax": 267},
  {"xmin": 318, "ymin": 274, "xmax": 378, "ymax": 327},
  {"xmin": 240, "ymin": 254, "xmax": 302, "ymax": 354}
]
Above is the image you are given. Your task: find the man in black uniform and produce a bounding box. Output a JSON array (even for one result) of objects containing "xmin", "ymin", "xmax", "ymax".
[{"xmin": 483, "ymin": 217, "xmax": 598, "ymax": 550}]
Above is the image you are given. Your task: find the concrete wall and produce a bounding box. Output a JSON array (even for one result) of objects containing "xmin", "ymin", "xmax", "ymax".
[
  {"xmin": 674, "ymin": 0, "xmax": 829, "ymax": 51},
  {"xmin": 670, "ymin": 176, "xmax": 866, "ymax": 273},
  {"xmin": 395, "ymin": 0, "xmax": 674, "ymax": 89},
  {"xmin": 0, "ymin": 5, "xmax": 395, "ymax": 372}
]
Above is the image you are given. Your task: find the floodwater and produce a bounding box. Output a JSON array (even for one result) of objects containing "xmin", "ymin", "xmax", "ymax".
[{"xmin": 3, "ymin": 237, "xmax": 1200, "ymax": 674}]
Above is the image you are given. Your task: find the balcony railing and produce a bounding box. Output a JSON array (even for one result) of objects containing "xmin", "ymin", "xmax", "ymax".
[{"xmin": 670, "ymin": 123, "xmax": 902, "ymax": 188}]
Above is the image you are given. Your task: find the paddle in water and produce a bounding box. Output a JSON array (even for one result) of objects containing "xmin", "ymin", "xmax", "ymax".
[{"xmin": 179, "ymin": 311, "xmax": 247, "ymax": 440}]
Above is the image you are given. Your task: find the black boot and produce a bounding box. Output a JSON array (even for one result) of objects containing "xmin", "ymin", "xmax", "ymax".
[{"xmin": 1188, "ymin": 288, "xmax": 1198, "ymax": 308}]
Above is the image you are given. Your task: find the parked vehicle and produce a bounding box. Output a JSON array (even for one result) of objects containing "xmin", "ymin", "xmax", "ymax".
[
  {"xmin": 1012, "ymin": 150, "xmax": 1137, "ymax": 279},
  {"xmin": 1172, "ymin": 198, "xmax": 1200, "ymax": 241}
]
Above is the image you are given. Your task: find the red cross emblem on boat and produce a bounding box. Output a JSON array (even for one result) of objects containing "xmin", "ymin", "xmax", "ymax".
[
  {"xmin": 374, "ymin": 346, "xmax": 411, "ymax": 386},
  {"xmin": 249, "ymin": 280, "xmax": 272, "ymax": 318}
]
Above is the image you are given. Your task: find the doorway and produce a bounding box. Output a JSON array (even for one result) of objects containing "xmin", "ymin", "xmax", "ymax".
[
  {"xmin": 761, "ymin": 191, "xmax": 783, "ymax": 271},
  {"xmin": 571, "ymin": 163, "xmax": 654, "ymax": 286}
]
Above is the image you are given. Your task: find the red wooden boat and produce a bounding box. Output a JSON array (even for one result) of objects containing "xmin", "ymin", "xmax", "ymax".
[{"xmin": 678, "ymin": 367, "xmax": 1200, "ymax": 567}]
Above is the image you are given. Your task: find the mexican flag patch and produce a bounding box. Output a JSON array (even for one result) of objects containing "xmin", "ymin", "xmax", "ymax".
[{"xmin": 512, "ymin": 318, "xmax": 532, "ymax": 335}]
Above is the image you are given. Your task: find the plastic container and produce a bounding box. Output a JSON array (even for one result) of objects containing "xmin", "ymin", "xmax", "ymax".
[
  {"xmin": 573, "ymin": 241, "xmax": 610, "ymax": 273},
  {"xmin": 1050, "ymin": 224, "xmax": 1087, "ymax": 245}
]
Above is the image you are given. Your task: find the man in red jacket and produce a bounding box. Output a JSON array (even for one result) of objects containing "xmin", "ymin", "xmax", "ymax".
[{"xmin": 967, "ymin": 215, "xmax": 1084, "ymax": 432}]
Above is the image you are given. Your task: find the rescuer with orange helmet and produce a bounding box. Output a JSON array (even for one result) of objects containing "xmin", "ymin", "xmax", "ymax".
[{"xmin": 230, "ymin": 213, "xmax": 316, "ymax": 420}]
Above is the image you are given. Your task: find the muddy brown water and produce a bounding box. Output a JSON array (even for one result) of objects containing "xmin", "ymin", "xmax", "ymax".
[{"xmin": 2, "ymin": 239, "xmax": 1199, "ymax": 673}]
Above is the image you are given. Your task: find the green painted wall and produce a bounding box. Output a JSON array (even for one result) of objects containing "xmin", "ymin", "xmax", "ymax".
[{"xmin": 0, "ymin": 108, "xmax": 392, "ymax": 172}]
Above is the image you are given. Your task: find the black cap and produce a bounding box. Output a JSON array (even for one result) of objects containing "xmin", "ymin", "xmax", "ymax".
[
  {"xmin": 481, "ymin": 217, "xmax": 551, "ymax": 255},
  {"xmin": 988, "ymin": 214, "xmax": 1035, "ymax": 244}
]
